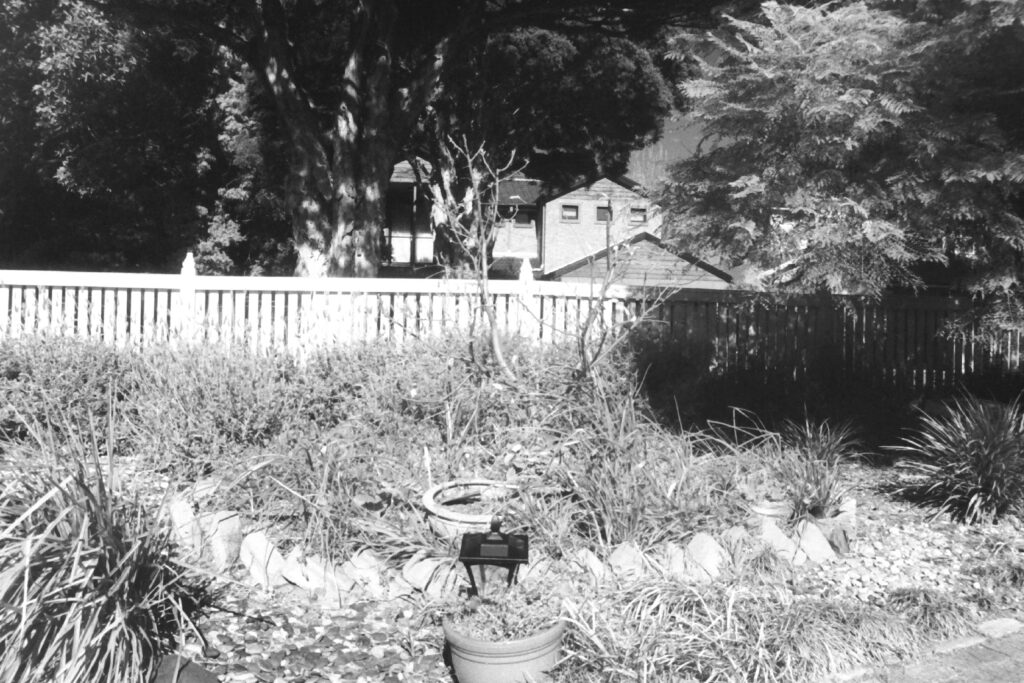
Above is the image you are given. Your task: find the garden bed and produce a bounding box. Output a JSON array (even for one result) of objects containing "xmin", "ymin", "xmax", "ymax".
[{"xmin": 2, "ymin": 336, "xmax": 1023, "ymax": 682}]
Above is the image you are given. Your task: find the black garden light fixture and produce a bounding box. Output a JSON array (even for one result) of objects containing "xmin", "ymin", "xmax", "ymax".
[{"xmin": 458, "ymin": 517, "xmax": 528, "ymax": 597}]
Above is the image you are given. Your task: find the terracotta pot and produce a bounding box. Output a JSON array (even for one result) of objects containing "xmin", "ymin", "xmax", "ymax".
[
  {"xmin": 422, "ymin": 480, "xmax": 519, "ymax": 539},
  {"xmin": 443, "ymin": 619, "xmax": 566, "ymax": 683}
]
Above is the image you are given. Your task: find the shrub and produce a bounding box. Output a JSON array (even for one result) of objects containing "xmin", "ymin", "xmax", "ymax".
[
  {"xmin": 0, "ymin": 337, "xmax": 130, "ymax": 445},
  {"xmin": 894, "ymin": 395, "xmax": 1024, "ymax": 523},
  {"xmin": 125, "ymin": 346, "xmax": 311, "ymax": 475},
  {"xmin": 0, "ymin": 440, "xmax": 212, "ymax": 683}
]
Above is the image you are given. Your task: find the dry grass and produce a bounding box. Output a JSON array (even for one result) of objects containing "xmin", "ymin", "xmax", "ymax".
[{"xmin": 558, "ymin": 580, "xmax": 934, "ymax": 682}]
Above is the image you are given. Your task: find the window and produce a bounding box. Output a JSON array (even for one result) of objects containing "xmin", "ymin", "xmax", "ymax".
[
  {"xmin": 596, "ymin": 206, "xmax": 612, "ymax": 222},
  {"xmin": 560, "ymin": 204, "xmax": 579, "ymax": 221},
  {"xmin": 630, "ymin": 208, "xmax": 648, "ymax": 224},
  {"xmin": 514, "ymin": 211, "xmax": 534, "ymax": 227}
]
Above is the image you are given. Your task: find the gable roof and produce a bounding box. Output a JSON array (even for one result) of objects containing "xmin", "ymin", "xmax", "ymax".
[
  {"xmin": 541, "ymin": 175, "xmax": 648, "ymax": 203},
  {"xmin": 544, "ymin": 231, "xmax": 733, "ymax": 284}
]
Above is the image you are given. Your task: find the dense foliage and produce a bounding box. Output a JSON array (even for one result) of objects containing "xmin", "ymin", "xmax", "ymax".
[
  {"xmin": 661, "ymin": 1, "xmax": 1024, "ymax": 320},
  {"xmin": 5, "ymin": 334, "xmax": 1023, "ymax": 680},
  {"xmin": 0, "ymin": 0, "xmax": 723, "ymax": 275},
  {"xmin": 896, "ymin": 395, "xmax": 1024, "ymax": 523}
]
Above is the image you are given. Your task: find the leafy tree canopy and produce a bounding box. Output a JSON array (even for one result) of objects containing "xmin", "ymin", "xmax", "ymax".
[
  {"xmin": 65, "ymin": 0, "xmax": 730, "ymax": 275},
  {"xmin": 660, "ymin": 0, "xmax": 1024, "ymax": 317}
]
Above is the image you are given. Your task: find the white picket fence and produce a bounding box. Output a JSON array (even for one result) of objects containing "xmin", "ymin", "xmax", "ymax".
[
  {"xmin": 0, "ymin": 260, "xmax": 639, "ymax": 355},
  {"xmin": 2, "ymin": 261, "xmax": 1021, "ymax": 390}
]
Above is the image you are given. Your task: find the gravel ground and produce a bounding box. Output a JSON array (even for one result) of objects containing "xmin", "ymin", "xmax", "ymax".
[{"xmin": 182, "ymin": 585, "xmax": 449, "ymax": 683}]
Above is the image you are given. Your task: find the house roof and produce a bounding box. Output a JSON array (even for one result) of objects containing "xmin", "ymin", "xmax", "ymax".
[
  {"xmin": 544, "ymin": 231, "xmax": 733, "ymax": 283},
  {"xmin": 541, "ymin": 175, "xmax": 648, "ymax": 203},
  {"xmin": 391, "ymin": 161, "xmax": 545, "ymax": 206},
  {"xmin": 497, "ymin": 178, "xmax": 545, "ymax": 206}
]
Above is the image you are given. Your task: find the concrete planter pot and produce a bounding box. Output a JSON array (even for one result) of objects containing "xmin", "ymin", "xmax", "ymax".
[
  {"xmin": 443, "ymin": 619, "xmax": 566, "ymax": 683},
  {"xmin": 750, "ymin": 500, "xmax": 794, "ymax": 524},
  {"xmin": 422, "ymin": 480, "xmax": 519, "ymax": 539}
]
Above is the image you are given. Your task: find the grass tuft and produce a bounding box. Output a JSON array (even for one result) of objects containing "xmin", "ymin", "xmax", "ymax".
[
  {"xmin": 893, "ymin": 395, "xmax": 1024, "ymax": 523},
  {"xmin": 0, "ymin": 431, "xmax": 212, "ymax": 683}
]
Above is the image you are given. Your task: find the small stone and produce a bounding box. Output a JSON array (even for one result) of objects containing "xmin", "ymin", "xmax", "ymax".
[
  {"xmin": 760, "ymin": 518, "xmax": 807, "ymax": 565},
  {"xmin": 282, "ymin": 547, "xmax": 315, "ymax": 590},
  {"xmin": 340, "ymin": 549, "xmax": 386, "ymax": 599},
  {"xmin": 198, "ymin": 510, "xmax": 242, "ymax": 572},
  {"xmin": 168, "ymin": 497, "xmax": 203, "ymax": 557},
  {"xmin": 238, "ymin": 531, "xmax": 288, "ymax": 588},
  {"xmin": 686, "ymin": 532, "xmax": 729, "ymax": 581},
  {"xmin": 401, "ymin": 553, "xmax": 458, "ymax": 597},
  {"xmin": 795, "ymin": 520, "xmax": 837, "ymax": 564},
  {"xmin": 609, "ymin": 542, "xmax": 647, "ymax": 580},
  {"xmin": 305, "ymin": 555, "xmax": 357, "ymax": 607}
]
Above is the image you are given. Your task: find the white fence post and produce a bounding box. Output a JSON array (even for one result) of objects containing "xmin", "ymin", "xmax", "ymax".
[
  {"xmin": 517, "ymin": 259, "xmax": 541, "ymax": 341},
  {"xmin": 174, "ymin": 252, "xmax": 198, "ymax": 344}
]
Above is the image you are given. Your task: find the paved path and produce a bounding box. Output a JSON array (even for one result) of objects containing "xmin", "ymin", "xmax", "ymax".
[{"xmin": 831, "ymin": 618, "xmax": 1024, "ymax": 683}]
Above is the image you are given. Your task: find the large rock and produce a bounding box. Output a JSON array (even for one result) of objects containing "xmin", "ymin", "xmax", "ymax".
[
  {"xmin": 168, "ymin": 497, "xmax": 203, "ymax": 557},
  {"xmin": 794, "ymin": 519, "xmax": 837, "ymax": 564},
  {"xmin": 197, "ymin": 510, "xmax": 242, "ymax": 571},
  {"xmin": 760, "ymin": 518, "xmax": 807, "ymax": 565},
  {"xmin": 686, "ymin": 532, "xmax": 729, "ymax": 581},
  {"xmin": 608, "ymin": 542, "xmax": 647, "ymax": 580},
  {"xmin": 238, "ymin": 531, "xmax": 287, "ymax": 588}
]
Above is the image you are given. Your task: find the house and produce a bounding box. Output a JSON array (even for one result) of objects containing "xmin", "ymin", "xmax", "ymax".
[
  {"xmin": 546, "ymin": 231, "xmax": 732, "ymax": 289},
  {"xmin": 384, "ymin": 164, "xmax": 731, "ymax": 288}
]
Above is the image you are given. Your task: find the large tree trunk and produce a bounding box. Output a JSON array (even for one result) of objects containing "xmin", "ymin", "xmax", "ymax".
[
  {"xmin": 284, "ymin": 124, "xmax": 393, "ymax": 278},
  {"xmin": 256, "ymin": 0, "xmax": 443, "ymax": 277}
]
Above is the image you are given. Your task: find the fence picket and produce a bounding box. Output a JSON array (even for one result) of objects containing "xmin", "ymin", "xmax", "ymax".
[{"xmin": 1, "ymin": 268, "xmax": 1021, "ymax": 389}]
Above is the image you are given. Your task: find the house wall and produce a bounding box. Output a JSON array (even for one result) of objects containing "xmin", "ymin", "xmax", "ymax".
[
  {"xmin": 556, "ymin": 240, "xmax": 731, "ymax": 289},
  {"xmin": 541, "ymin": 178, "xmax": 661, "ymax": 274}
]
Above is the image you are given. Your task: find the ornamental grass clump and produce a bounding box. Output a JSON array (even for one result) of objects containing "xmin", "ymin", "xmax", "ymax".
[
  {"xmin": 0, "ymin": 442, "xmax": 212, "ymax": 683},
  {"xmin": 561, "ymin": 580, "xmax": 920, "ymax": 682},
  {"xmin": 772, "ymin": 418, "xmax": 859, "ymax": 521},
  {"xmin": 894, "ymin": 395, "xmax": 1024, "ymax": 523}
]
